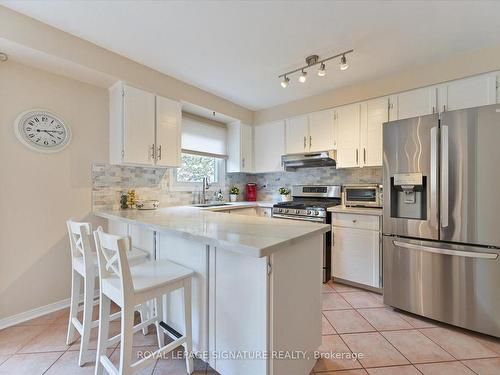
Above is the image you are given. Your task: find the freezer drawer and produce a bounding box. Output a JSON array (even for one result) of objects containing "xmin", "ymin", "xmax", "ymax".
[{"xmin": 383, "ymin": 236, "xmax": 500, "ymax": 338}]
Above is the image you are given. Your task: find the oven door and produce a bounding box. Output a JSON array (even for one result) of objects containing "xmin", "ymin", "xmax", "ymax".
[{"xmin": 272, "ymin": 213, "xmax": 331, "ymax": 282}]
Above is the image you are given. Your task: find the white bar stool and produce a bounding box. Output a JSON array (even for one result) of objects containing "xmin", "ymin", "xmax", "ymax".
[
  {"xmin": 93, "ymin": 227, "xmax": 194, "ymax": 375},
  {"xmin": 66, "ymin": 220, "xmax": 150, "ymax": 366}
]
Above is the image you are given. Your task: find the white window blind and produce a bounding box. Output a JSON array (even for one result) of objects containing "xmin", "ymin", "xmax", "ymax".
[{"xmin": 181, "ymin": 116, "xmax": 227, "ymax": 158}]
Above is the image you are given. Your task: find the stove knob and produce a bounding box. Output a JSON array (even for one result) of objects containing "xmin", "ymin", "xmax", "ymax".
[
  {"xmin": 315, "ymin": 211, "xmax": 320, "ymax": 216},
  {"xmin": 307, "ymin": 210, "xmax": 312, "ymax": 215},
  {"xmin": 285, "ymin": 209, "xmax": 289, "ymax": 214},
  {"xmin": 296, "ymin": 210, "xmax": 300, "ymax": 214}
]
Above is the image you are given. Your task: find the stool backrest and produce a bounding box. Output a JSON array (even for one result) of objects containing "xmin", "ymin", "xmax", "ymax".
[
  {"xmin": 66, "ymin": 220, "xmax": 94, "ymax": 273},
  {"xmin": 93, "ymin": 226, "xmax": 133, "ymax": 296}
]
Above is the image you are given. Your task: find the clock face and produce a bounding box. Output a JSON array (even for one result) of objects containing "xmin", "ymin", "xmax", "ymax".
[{"xmin": 14, "ymin": 110, "xmax": 71, "ymax": 152}]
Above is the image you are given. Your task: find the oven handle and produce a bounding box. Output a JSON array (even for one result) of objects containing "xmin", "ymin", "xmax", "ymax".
[
  {"xmin": 393, "ymin": 240, "xmax": 498, "ymax": 260},
  {"xmin": 272, "ymin": 214, "xmax": 326, "ymax": 223}
]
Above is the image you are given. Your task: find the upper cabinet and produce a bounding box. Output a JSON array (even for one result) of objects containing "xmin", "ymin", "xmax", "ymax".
[
  {"xmin": 109, "ymin": 82, "xmax": 181, "ymax": 167},
  {"xmin": 360, "ymin": 97, "xmax": 388, "ymax": 167},
  {"xmin": 254, "ymin": 120, "xmax": 285, "ymax": 173},
  {"xmin": 437, "ymin": 72, "xmax": 497, "ymax": 112},
  {"xmin": 227, "ymin": 121, "xmax": 253, "ymax": 173},
  {"xmin": 285, "ymin": 110, "xmax": 336, "ymax": 154},
  {"xmin": 335, "ymin": 103, "xmax": 361, "ymax": 168},
  {"xmin": 391, "ymin": 86, "xmax": 438, "ymax": 121}
]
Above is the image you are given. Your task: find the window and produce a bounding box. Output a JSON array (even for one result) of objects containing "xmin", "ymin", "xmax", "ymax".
[
  {"xmin": 175, "ymin": 153, "xmax": 219, "ymax": 184},
  {"xmin": 170, "ymin": 114, "xmax": 227, "ymax": 191}
]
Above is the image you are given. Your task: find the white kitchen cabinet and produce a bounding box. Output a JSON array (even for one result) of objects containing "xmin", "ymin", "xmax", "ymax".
[
  {"xmin": 253, "ymin": 120, "xmax": 285, "ymax": 173},
  {"xmin": 109, "ymin": 81, "xmax": 181, "ymax": 167},
  {"xmin": 335, "ymin": 103, "xmax": 361, "ymax": 168},
  {"xmin": 285, "ymin": 111, "xmax": 335, "ymax": 154},
  {"xmin": 393, "ymin": 86, "xmax": 437, "ymax": 120},
  {"xmin": 437, "ymin": 72, "xmax": 497, "ymax": 112},
  {"xmin": 155, "ymin": 95, "xmax": 182, "ymax": 167},
  {"xmin": 285, "ymin": 115, "xmax": 309, "ymax": 154},
  {"xmin": 227, "ymin": 121, "xmax": 253, "ymax": 173},
  {"xmin": 332, "ymin": 212, "xmax": 381, "ymax": 288},
  {"xmin": 257, "ymin": 207, "xmax": 272, "ymax": 218},
  {"xmin": 228, "ymin": 207, "xmax": 257, "ymax": 216},
  {"xmin": 360, "ymin": 97, "xmax": 388, "ymax": 167},
  {"xmin": 309, "ymin": 109, "xmax": 336, "ymax": 151}
]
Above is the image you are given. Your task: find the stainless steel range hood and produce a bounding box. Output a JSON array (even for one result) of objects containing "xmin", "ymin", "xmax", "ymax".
[{"xmin": 281, "ymin": 150, "xmax": 336, "ymax": 171}]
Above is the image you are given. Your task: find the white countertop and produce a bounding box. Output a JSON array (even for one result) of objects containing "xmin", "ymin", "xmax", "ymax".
[
  {"xmin": 198, "ymin": 201, "xmax": 275, "ymax": 211},
  {"xmin": 328, "ymin": 206, "xmax": 383, "ymax": 216},
  {"xmin": 94, "ymin": 206, "xmax": 329, "ymax": 258}
]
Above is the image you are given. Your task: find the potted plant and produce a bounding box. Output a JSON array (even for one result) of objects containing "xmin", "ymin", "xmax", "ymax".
[
  {"xmin": 229, "ymin": 186, "xmax": 240, "ymax": 202},
  {"xmin": 278, "ymin": 187, "xmax": 292, "ymax": 202}
]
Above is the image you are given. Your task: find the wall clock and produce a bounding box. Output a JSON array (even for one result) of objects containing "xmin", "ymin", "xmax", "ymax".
[{"xmin": 14, "ymin": 109, "xmax": 71, "ymax": 153}]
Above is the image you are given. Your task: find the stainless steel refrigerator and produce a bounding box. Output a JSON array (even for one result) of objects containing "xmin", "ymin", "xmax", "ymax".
[{"xmin": 383, "ymin": 103, "xmax": 500, "ymax": 338}]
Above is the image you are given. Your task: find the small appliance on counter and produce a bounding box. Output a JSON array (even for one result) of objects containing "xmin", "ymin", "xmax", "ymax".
[
  {"xmin": 343, "ymin": 184, "xmax": 383, "ymax": 208},
  {"xmin": 246, "ymin": 183, "xmax": 257, "ymax": 201}
]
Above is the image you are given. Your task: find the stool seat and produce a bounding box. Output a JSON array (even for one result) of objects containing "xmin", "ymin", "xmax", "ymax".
[
  {"xmin": 72, "ymin": 247, "xmax": 149, "ymax": 276},
  {"xmin": 103, "ymin": 260, "xmax": 193, "ymax": 300}
]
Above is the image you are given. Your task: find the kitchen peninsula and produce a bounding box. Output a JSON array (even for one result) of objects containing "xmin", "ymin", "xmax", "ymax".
[{"xmin": 94, "ymin": 207, "xmax": 329, "ymax": 375}]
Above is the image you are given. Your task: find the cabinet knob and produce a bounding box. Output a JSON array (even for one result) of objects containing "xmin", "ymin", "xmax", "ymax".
[{"xmin": 352, "ymin": 219, "xmax": 357, "ymax": 223}]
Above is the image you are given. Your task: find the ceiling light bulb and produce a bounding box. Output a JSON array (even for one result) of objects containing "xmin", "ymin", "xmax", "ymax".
[
  {"xmin": 280, "ymin": 76, "xmax": 290, "ymax": 88},
  {"xmin": 318, "ymin": 63, "xmax": 326, "ymax": 77},
  {"xmin": 298, "ymin": 70, "xmax": 307, "ymax": 83},
  {"xmin": 340, "ymin": 54, "xmax": 349, "ymax": 71}
]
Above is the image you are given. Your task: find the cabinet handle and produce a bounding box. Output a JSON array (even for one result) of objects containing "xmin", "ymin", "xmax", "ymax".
[
  {"xmin": 363, "ymin": 148, "xmax": 366, "ymax": 164},
  {"xmin": 157, "ymin": 145, "xmax": 162, "ymax": 160},
  {"xmin": 309, "ymin": 136, "xmax": 312, "ymax": 149},
  {"xmin": 303, "ymin": 136, "xmax": 306, "ymax": 149},
  {"xmin": 432, "ymin": 106, "xmax": 436, "ymax": 114},
  {"xmin": 150, "ymin": 144, "xmax": 155, "ymax": 160},
  {"xmin": 242, "ymin": 157, "xmax": 245, "ymax": 168},
  {"xmin": 356, "ymin": 149, "xmax": 359, "ymax": 165},
  {"xmin": 443, "ymin": 104, "xmax": 447, "ymax": 112},
  {"xmin": 352, "ymin": 219, "xmax": 357, "ymax": 223}
]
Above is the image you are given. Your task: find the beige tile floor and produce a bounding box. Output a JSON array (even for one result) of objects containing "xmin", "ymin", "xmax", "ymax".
[{"xmin": 1, "ymin": 283, "xmax": 499, "ymax": 374}]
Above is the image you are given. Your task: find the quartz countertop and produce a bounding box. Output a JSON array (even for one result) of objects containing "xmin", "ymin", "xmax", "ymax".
[
  {"xmin": 94, "ymin": 207, "xmax": 329, "ymax": 258},
  {"xmin": 198, "ymin": 201, "xmax": 275, "ymax": 211},
  {"xmin": 328, "ymin": 206, "xmax": 383, "ymax": 216}
]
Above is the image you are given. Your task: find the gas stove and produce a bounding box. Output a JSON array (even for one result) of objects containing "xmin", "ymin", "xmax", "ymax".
[{"xmin": 272, "ymin": 185, "xmax": 341, "ymax": 222}]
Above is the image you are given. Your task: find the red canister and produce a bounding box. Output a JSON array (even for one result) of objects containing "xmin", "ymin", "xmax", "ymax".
[{"xmin": 246, "ymin": 183, "xmax": 257, "ymax": 201}]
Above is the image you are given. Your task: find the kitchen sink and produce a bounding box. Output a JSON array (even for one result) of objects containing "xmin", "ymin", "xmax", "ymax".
[{"xmin": 193, "ymin": 203, "xmax": 232, "ymax": 208}]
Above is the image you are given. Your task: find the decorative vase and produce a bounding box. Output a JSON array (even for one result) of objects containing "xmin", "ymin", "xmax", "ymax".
[
  {"xmin": 280, "ymin": 194, "xmax": 292, "ymax": 202},
  {"xmin": 229, "ymin": 194, "xmax": 238, "ymax": 202}
]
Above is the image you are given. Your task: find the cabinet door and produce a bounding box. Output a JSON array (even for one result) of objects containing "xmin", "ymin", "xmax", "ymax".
[
  {"xmin": 123, "ymin": 84, "xmax": 155, "ymax": 165},
  {"xmin": 254, "ymin": 121, "xmax": 285, "ymax": 173},
  {"xmin": 155, "ymin": 95, "xmax": 181, "ymax": 167},
  {"xmin": 229, "ymin": 207, "xmax": 257, "ymax": 216},
  {"xmin": 336, "ymin": 104, "xmax": 360, "ymax": 168},
  {"xmin": 438, "ymin": 73, "xmax": 497, "ymax": 112},
  {"xmin": 226, "ymin": 121, "xmax": 241, "ymax": 173},
  {"xmin": 360, "ymin": 98, "xmax": 387, "ymax": 167},
  {"xmin": 308, "ymin": 109, "xmax": 335, "ymax": 152},
  {"xmin": 257, "ymin": 207, "xmax": 272, "ymax": 218},
  {"xmin": 240, "ymin": 123, "xmax": 253, "ymax": 172},
  {"xmin": 332, "ymin": 227, "xmax": 380, "ymax": 288},
  {"xmin": 285, "ymin": 115, "xmax": 309, "ymax": 154},
  {"xmin": 396, "ymin": 86, "xmax": 437, "ymax": 120}
]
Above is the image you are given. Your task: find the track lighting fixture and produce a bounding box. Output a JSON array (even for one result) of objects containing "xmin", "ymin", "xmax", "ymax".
[
  {"xmin": 340, "ymin": 54, "xmax": 349, "ymax": 71},
  {"xmin": 318, "ymin": 62, "xmax": 326, "ymax": 77},
  {"xmin": 278, "ymin": 49, "xmax": 352, "ymax": 88},
  {"xmin": 280, "ymin": 76, "xmax": 290, "ymax": 88},
  {"xmin": 298, "ymin": 70, "xmax": 307, "ymax": 83}
]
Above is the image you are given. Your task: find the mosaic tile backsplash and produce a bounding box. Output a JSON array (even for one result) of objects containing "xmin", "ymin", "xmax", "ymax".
[{"xmin": 91, "ymin": 163, "xmax": 382, "ymax": 210}]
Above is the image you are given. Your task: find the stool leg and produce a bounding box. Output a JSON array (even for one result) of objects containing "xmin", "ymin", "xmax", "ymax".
[
  {"xmin": 183, "ymin": 279, "xmax": 194, "ymax": 374},
  {"xmin": 78, "ymin": 272, "xmax": 95, "ymax": 366},
  {"xmin": 66, "ymin": 269, "xmax": 81, "ymax": 345},
  {"xmin": 119, "ymin": 306, "xmax": 135, "ymax": 375},
  {"xmin": 95, "ymin": 293, "xmax": 111, "ymax": 375},
  {"xmin": 138, "ymin": 303, "xmax": 149, "ymax": 335},
  {"xmin": 155, "ymin": 296, "xmax": 165, "ymax": 348}
]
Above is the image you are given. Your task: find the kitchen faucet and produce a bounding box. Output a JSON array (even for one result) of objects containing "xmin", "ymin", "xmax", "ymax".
[{"xmin": 201, "ymin": 177, "xmax": 210, "ymax": 204}]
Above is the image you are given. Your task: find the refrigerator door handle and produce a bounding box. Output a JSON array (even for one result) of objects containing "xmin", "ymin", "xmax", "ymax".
[
  {"xmin": 441, "ymin": 125, "xmax": 449, "ymax": 228},
  {"xmin": 430, "ymin": 126, "xmax": 439, "ymax": 228},
  {"xmin": 393, "ymin": 240, "xmax": 498, "ymax": 260}
]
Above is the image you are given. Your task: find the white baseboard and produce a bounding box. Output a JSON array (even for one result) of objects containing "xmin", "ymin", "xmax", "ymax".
[{"xmin": 0, "ymin": 292, "xmax": 99, "ymax": 330}]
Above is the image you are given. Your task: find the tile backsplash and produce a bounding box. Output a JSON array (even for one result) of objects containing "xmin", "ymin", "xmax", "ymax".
[{"xmin": 91, "ymin": 163, "xmax": 381, "ymax": 210}]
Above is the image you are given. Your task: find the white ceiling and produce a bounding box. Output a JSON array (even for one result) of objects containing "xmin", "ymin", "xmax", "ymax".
[{"xmin": 3, "ymin": 0, "xmax": 500, "ymax": 111}]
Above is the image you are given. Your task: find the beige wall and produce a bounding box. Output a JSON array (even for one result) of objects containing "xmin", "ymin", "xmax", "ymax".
[
  {"xmin": 0, "ymin": 5, "xmax": 254, "ymax": 125},
  {"xmin": 255, "ymin": 44, "xmax": 500, "ymax": 124},
  {"xmin": 0, "ymin": 61, "xmax": 108, "ymax": 319}
]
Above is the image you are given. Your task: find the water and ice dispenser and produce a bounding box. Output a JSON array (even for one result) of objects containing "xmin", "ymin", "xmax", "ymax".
[{"xmin": 390, "ymin": 172, "xmax": 426, "ymax": 220}]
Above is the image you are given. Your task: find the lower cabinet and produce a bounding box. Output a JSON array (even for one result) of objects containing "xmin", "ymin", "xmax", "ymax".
[
  {"xmin": 227, "ymin": 207, "xmax": 257, "ymax": 216},
  {"xmin": 257, "ymin": 207, "xmax": 272, "ymax": 218},
  {"xmin": 332, "ymin": 213, "xmax": 381, "ymax": 288}
]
